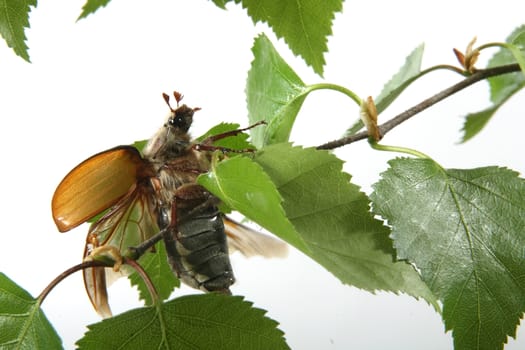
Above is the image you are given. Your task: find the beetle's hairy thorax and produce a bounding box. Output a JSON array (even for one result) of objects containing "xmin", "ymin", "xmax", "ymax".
[{"xmin": 144, "ymin": 124, "xmax": 209, "ymax": 206}]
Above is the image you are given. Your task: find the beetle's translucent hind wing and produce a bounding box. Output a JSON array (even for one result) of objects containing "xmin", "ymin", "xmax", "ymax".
[{"xmin": 224, "ymin": 216, "xmax": 288, "ymax": 258}]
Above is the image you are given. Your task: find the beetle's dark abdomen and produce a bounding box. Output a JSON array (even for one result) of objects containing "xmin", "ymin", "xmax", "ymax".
[{"xmin": 164, "ymin": 205, "xmax": 235, "ymax": 293}]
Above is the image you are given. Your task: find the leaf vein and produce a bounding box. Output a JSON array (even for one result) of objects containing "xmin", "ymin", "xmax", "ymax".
[
  {"xmin": 449, "ymin": 172, "xmax": 525, "ymax": 209},
  {"xmin": 446, "ymin": 179, "xmax": 487, "ymax": 347},
  {"xmin": 452, "ymin": 189, "xmax": 525, "ymax": 293}
]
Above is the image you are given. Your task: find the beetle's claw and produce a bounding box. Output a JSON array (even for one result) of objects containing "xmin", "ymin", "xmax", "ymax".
[{"xmin": 85, "ymin": 245, "xmax": 123, "ymax": 272}]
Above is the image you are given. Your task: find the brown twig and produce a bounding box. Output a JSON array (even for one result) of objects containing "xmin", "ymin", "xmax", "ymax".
[
  {"xmin": 316, "ymin": 63, "xmax": 521, "ymax": 150},
  {"xmin": 37, "ymin": 260, "xmax": 110, "ymax": 304},
  {"xmin": 37, "ymin": 256, "xmax": 159, "ymax": 308}
]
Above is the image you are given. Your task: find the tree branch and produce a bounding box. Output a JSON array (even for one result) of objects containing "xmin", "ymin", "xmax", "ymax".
[{"xmin": 316, "ymin": 63, "xmax": 521, "ymax": 150}]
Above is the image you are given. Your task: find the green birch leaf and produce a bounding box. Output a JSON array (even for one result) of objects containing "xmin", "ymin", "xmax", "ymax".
[
  {"xmin": 254, "ymin": 144, "xmax": 439, "ymax": 308},
  {"xmin": 0, "ymin": 273, "xmax": 62, "ymax": 349},
  {"xmin": 371, "ymin": 158, "xmax": 525, "ymax": 350},
  {"xmin": 237, "ymin": 0, "xmax": 342, "ymax": 75},
  {"xmin": 132, "ymin": 139, "xmax": 148, "ymax": 153},
  {"xmin": 460, "ymin": 25, "xmax": 525, "ymax": 142},
  {"xmin": 460, "ymin": 105, "xmax": 498, "ymax": 143},
  {"xmin": 0, "ymin": 0, "xmax": 36, "ymax": 62},
  {"xmin": 76, "ymin": 294, "xmax": 288, "ymax": 350},
  {"xmin": 375, "ymin": 43, "xmax": 425, "ymax": 113},
  {"xmin": 343, "ymin": 118, "xmax": 367, "ymax": 137},
  {"xmin": 128, "ymin": 242, "xmax": 179, "ymax": 306},
  {"xmin": 210, "ymin": 0, "xmax": 231, "ymax": 10},
  {"xmin": 508, "ymin": 29, "xmax": 525, "ymax": 74},
  {"xmin": 346, "ymin": 44, "xmax": 425, "ymax": 136},
  {"xmin": 511, "ymin": 28, "xmax": 525, "ymax": 49},
  {"xmin": 78, "ymin": 0, "xmax": 112, "ymax": 20},
  {"xmin": 198, "ymin": 155, "xmax": 308, "ymax": 252},
  {"xmin": 247, "ymin": 34, "xmax": 312, "ymax": 148}
]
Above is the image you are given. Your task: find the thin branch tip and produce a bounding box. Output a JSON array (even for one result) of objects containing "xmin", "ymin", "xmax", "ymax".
[{"xmin": 316, "ymin": 63, "xmax": 521, "ymax": 150}]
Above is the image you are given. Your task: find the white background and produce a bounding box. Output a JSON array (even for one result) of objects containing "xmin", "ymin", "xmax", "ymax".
[{"xmin": 1, "ymin": 1, "xmax": 524, "ymax": 349}]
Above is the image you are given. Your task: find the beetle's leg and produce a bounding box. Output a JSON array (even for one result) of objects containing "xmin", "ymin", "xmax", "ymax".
[
  {"xmin": 192, "ymin": 121, "xmax": 266, "ymax": 153},
  {"xmin": 126, "ymin": 229, "xmax": 167, "ymax": 259}
]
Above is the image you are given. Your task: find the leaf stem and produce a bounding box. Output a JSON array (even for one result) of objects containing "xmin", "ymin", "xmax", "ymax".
[
  {"xmin": 308, "ymin": 82, "xmax": 363, "ymax": 105},
  {"xmin": 476, "ymin": 43, "xmax": 525, "ymax": 74},
  {"xmin": 130, "ymin": 254, "xmax": 169, "ymax": 348},
  {"xmin": 476, "ymin": 42, "xmax": 509, "ymax": 52},
  {"xmin": 420, "ymin": 64, "xmax": 467, "ymax": 77},
  {"xmin": 368, "ymin": 138, "xmax": 432, "ymax": 159},
  {"xmin": 317, "ymin": 63, "xmax": 521, "ymax": 150}
]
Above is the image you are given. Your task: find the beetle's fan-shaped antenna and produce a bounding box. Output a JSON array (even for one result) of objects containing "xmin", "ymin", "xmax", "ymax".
[{"xmin": 163, "ymin": 90, "xmax": 185, "ymax": 112}]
